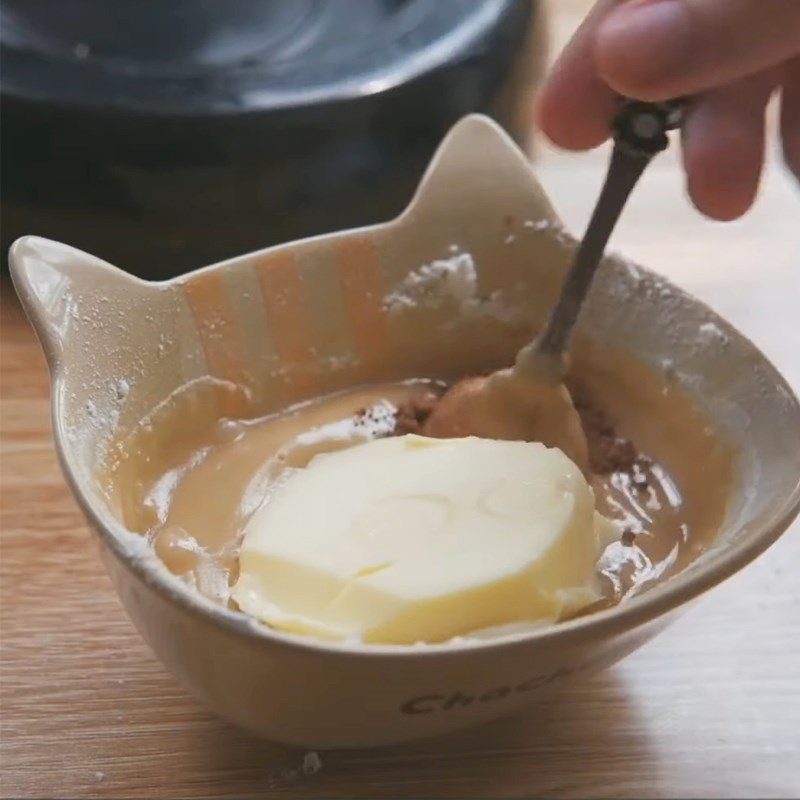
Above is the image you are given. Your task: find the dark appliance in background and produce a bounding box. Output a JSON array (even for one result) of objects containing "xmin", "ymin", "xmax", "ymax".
[{"xmin": 1, "ymin": 0, "xmax": 542, "ymax": 278}]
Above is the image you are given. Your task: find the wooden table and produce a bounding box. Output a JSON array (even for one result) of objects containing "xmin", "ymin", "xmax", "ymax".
[{"xmin": 2, "ymin": 3, "xmax": 799, "ymax": 797}]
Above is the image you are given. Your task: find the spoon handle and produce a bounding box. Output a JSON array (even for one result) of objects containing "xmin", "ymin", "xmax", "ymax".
[{"xmin": 530, "ymin": 100, "xmax": 685, "ymax": 365}]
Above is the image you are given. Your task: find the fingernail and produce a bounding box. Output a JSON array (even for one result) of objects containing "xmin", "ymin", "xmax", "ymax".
[{"xmin": 597, "ymin": 0, "xmax": 692, "ymax": 95}]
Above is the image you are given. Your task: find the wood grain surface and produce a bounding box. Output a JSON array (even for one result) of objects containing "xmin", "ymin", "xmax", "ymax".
[{"xmin": 2, "ymin": 2, "xmax": 799, "ymax": 797}]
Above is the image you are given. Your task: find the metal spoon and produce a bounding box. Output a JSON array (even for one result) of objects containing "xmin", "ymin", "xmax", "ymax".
[
  {"xmin": 516, "ymin": 99, "xmax": 685, "ymax": 378},
  {"xmin": 423, "ymin": 99, "xmax": 684, "ymax": 469}
]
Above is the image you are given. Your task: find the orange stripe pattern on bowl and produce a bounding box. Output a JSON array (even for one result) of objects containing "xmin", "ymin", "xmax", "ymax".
[
  {"xmin": 254, "ymin": 249, "xmax": 318, "ymax": 397},
  {"xmin": 184, "ymin": 234, "xmax": 390, "ymax": 415},
  {"xmin": 336, "ymin": 235, "xmax": 389, "ymax": 372},
  {"xmin": 183, "ymin": 271, "xmax": 251, "ymax": 418}
]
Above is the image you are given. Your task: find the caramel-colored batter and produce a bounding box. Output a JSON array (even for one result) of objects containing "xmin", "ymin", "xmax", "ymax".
[{"xmin": 98, "ymin": 347, "xmax": 733, "ymax": 629}]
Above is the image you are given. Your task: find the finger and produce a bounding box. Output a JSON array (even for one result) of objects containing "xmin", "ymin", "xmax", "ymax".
[
  {"xmin": 536, "ymin": 0, "xmax": 621, "ymax": 150},
  {"xmin": 681, "ymin": 71, "xmax": 776, "ymax": 220},
  {"xmin": 780, "ymin": 57, "xmax": 800, "ymax": 180},
  {"xmin": 596, "ymin": 0, "xmax": 800, "ymax": 102}
]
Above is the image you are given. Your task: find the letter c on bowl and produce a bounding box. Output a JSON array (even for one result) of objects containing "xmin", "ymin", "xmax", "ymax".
[{"xmin": 400, "ymin": 694, "xmax": 443, "ymax": 714}]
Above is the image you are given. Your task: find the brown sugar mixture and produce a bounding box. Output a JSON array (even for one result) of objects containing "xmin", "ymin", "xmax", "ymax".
[{"xmin": 98, "ymin": 350, "xmax": 733, "ymax": 626}]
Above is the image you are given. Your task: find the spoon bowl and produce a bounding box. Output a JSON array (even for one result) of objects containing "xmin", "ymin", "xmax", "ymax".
[{"xmin": 423, "ymin": 369, "xmax": 589, "ymax": 470}]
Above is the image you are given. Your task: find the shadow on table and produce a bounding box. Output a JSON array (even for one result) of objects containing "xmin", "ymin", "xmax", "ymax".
[{"xmin": 199, "ymin": 668, "xmax": 656, "ymax": 798}]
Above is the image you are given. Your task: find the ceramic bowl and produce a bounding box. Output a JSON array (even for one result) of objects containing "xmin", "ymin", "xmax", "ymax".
[{"xmin": 10, "ymin": 115, "xmax": 800, "ymax": 748}]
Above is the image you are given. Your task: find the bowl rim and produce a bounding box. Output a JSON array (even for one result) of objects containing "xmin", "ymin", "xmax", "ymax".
[{"xmin": 14, "ymin": 222, "xmax": 800, "ymax": 662}]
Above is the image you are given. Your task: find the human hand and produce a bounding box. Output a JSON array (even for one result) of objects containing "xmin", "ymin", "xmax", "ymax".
[{"xmin": 536, "ymin": 0, "xmax": 800, "ymax": 220}]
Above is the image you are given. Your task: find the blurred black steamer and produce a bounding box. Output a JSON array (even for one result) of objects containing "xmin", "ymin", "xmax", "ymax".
[{"xmin": 1, "ymin": 0, "xmax": 542, "ymax": 277}]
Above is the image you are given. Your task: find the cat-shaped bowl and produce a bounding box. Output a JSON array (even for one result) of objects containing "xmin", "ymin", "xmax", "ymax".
[{"xmin": 10, "ymin": 115, "xmax": 800, "ymax": 748}]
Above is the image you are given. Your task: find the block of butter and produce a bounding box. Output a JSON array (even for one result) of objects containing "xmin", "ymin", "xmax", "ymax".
[{"xmin": 233, "ymin": 435, "xmax": 614, "ymax": 644}]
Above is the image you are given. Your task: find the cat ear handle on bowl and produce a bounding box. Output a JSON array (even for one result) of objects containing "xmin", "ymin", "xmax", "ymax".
[
  {"xmin": 401, "ymin": 113, "xmax": 564, "ymax": 230},
  {"xmin": 9, "ymin": 236, "xmax": 147, "ymax": 367}
]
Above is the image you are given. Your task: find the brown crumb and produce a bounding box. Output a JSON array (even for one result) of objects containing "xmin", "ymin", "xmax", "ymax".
[
  {"xmin": 630, "ymin": 458, "xmax": 651, "ymax": 489},
  {"xmin": 571, "ymin": 384, "xmax": 639, "ymax": 474},
  {"xmin": 591, "ymin": 434, "xmax": 638, "ymax": 475},
  {"xmin": 353, "ymin": 403, "xmax": 396, "ymax": 432},
  {"xmin": 621, "ymin": 529, "xmax": 637, "ymax": 547},
  {"xmin": 393, "ymin": 393, "xmax": 439, "ymax": 435}
]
